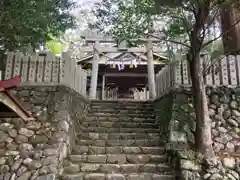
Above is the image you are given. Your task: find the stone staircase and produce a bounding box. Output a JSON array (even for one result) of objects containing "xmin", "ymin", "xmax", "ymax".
[{"xmin": 61, "ymin": 100, "xmax": 175, "ymax": 180}]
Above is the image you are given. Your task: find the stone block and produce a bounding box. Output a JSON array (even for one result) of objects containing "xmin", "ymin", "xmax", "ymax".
[
  {"xmin": 36, "ymin": 174, "xmax": 56, "ymax": 180},
  {"xmin": 99, "ymin": 164, "xmax": 121, "ymax": 173},
  {"xmin": 84, "ymin": 173, "xmax": 105, "ymax": 180},
  {"xmin": 64, "ymin": 164, "xmax": 80, "ymax": 174},
  {"xmin": 81, "ymin": 164, "xmax": 100, "ymax": 172},
  {"xmin": 127, "ymin": 174, "xmax": 151, "ymax": 180},
  {"xmin": 107, "ymin": 155, "xmax": 127, "ymax": 164},
  {"xmin": 106, "ymin": 174, "xmax": 126, "ymax": 180},
  {"xmin": 126, "ymin": 155, "xmax": 150, "ymax": 164},
  {"xmin": 87, "ymin": 155, "xmax": 107, "ymax": 163},
  {"xmin": 106, "ymin": 147, "xmax": 123, "ymax": 154},
  {"xmin": 121, "ymin": 164, "xmax": 139, "ymax": 173}
]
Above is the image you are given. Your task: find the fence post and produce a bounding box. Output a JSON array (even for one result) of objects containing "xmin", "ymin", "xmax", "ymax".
[
  {"xmin": 28, "ymin": 53, "xmax": 38, "ymax": 82},
  {"xmin": 61, "ymin": 52, "xmax": 71, "ymax": 86},
  {"xmin": 43, "ymin": 52, "xmax": 53, "ymax": 83},
  {"xmin": 5, "ymin": 52, "xmax": 15, "ymax": 80},
  {"xmin": 36, "ymin": 54, "xmax": 45, "ymax": 82},
  {"xmin": 13, "ymin": 52, "xmax": 23, "ymax": 77}
]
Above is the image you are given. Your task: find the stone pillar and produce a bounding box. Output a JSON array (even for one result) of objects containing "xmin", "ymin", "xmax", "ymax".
[
  {"xmin": 146, "ymin": 39, "xmax": 156, "ymax": 99},
  {"xmin": 89, "ymin": 41, "xmax": 100, "ymax": 99}
]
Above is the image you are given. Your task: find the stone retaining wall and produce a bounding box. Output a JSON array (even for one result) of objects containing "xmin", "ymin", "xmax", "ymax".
[
  {"xmin": 154, "ymin": 86, "xmax": 240, "ymax": 180},
  {"xmin": 0, "ymin": 86, "xmax": 89, "ymax": 180}
]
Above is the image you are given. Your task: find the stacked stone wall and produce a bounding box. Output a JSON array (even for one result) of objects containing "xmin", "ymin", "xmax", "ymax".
[
  {"xmin": 0, "ymin": 86, "xmax": 89, "ymax": 180},
  {"xmin": 154, "ymin": 86, "xmax": 240, "ymax": 180}
]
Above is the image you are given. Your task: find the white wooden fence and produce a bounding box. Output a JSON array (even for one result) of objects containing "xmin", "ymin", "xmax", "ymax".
[
  {"xmin": 155, "ymin": 55, "xmax": 240, "ymax": 98},
  {"xmin": 4, "ymin": 52, "xmax": 87, "ymax": 95}
]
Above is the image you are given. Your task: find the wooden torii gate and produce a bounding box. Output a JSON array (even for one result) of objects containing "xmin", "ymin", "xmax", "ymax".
[{"xmin": 80, "ymin": 31, "xmax": 163, "ymax": 100}]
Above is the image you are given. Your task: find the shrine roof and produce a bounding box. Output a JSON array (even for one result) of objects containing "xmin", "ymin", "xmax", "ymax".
[
  {"xmin": 77, "ymin": 51, "xmax": 168, "ymax": 65},
  {"xmin": 0, "ymin": 76, "xmax": 34, "ymax": 121}
]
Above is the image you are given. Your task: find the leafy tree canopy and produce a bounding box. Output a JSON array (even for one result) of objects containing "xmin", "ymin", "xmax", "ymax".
[
  {"xmin": 0, "ymin": 0, "xmax": 75, "ymax": 52},
  {"xmin": 91, "ymin": 0, "xmax": 240, "ymax": 58}
]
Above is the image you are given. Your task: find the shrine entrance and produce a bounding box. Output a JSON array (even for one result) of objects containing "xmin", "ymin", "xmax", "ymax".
[
  {"xmin": 77, "ymin": 31, "xmax": 168, "ymax": 100},
  {"xmin": 104, "ymin": 75, "xmax": 148, "ymax": 100},
  {"xmin": 78, "ymin": 50, "xmax": 166, "ymax": 100}
]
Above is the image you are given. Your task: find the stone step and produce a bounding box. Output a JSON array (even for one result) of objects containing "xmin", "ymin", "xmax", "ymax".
[
  {"xmin": 91, "ymin": 100, "xmax": 153, "ymax": 105},
  {"xmin": 81, "ymin": 127, "xmax": 159, "ymax": 133},
  {"xmin": 86, "ymin": 116, "xmax": 156, "ymax": 123},
  {"xmin": 61, "ymin": 173, "xmax": 175, "ymax": 180},
  {"xmin": 88, "ymin": 112, "xmax": 155, "ymax": 118},
  {"xmin": 68, "ymin": 154, "xmax": 167, "ymax": 164},
  {"xmin": 72, "ymin": 146, "xmax": 165, "ymax": 155},
  {"xmin": 81, "ymin": 122, "xmax": 158, "ymax": 129},
  {"xmin": 78, "ymin": 133, "xmax": 160, "ymax": 140},
  {"xmin": 64, "ymin": 163, "xmax": 172, "ymax": 174},
  {"xmin": 89, "ymin": 109, "xmax": 154, "ymax": 114},
  {"xmin": 76, "ymin": 139, "xmax": 164, "ymax": 147}
]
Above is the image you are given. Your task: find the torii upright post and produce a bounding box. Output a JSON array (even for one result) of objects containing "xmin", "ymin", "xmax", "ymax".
[
  {"xmin": 89, "ymin": 41, "xmax": 100, "ymax": 99},
  {"xmin": 146, "ymin": 38, "xmax": 156, "ymax": 99}
]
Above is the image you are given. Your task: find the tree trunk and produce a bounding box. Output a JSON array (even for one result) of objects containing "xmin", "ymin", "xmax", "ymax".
[{"xmin": 188, "ymin": 53, "xmax": 214, "ymax": 157}]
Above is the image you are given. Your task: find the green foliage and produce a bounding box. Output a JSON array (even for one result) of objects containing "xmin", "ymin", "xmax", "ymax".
[
  {"xmin": 89, "ymin": 0, "xmax": 119, "ymax": 34},
  {"xmin": 0, "ymin": 0, "xmax": 75, "ymax": 52},
  {"xmin": 46, "ymin": 39, "xmax": 66, "ymax": 55}
]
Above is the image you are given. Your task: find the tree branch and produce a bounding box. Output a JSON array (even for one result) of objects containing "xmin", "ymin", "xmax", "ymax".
[{"xmin": 146, "ymin": 33, "xmax": 191, "ymax": 48}]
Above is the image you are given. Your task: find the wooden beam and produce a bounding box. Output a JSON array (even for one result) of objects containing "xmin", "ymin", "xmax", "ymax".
[
  {"xmin": 104, "ymin": 73, "xmax": 148, "ymax": 77},
  {"xmin": 80, "ymin": 30, "xmax": 162, "ymax": 43},
  {"xmin": 0, "ymin": 92, "xmax": 35, "ymax": 121},
  {"xmin": 84, "ymin": 37, "xmax": 162, "ymax": 43},
  {"xmin": 80, "ymin": 47, "xmax": 164, "ymax": 53}
]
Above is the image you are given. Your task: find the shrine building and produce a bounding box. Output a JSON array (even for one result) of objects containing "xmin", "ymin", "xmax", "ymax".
[{"xmin": 77, "ymin": 51, "xmax": 167, "ymax": 100}]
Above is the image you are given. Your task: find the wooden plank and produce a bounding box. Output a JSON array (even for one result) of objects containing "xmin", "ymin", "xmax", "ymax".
[
  {"xmin": 28, "ymin": 53, "xmax": 38, "ymax": 82},
  {"xmin": 44, "ymin": 53, "xmax": 54, "ymax": 82},
  {"xmin": 174, "ymin": 61, "xmax": 182, "ymax": 85},
  {"xmin": 70, "ymin": 58, "xmax": 76, "ymax": 90},
  {"xmin": 36, "ymin": 55, "xmax": 45, "ymax": 82},
  {"xmin": 213, "ymin": 58, "xmax": 220, "ymax": 86},
  {"xmin": 220, "ymin": 56, "xmax": 229, "ymax": 85},
  {"xmin": 169, "ymin": 63, "xmax": 175, "ymax": 87},
  {"xmin": 62, "ymin": 52, "xmax": 71, "ymax": 86},
  {"xmin": 182, "ymin": 60, "xmax": 189, "ymax": 85},
  {"xmin": 21, "ymin": 55, "xmax": 29, "ymax": 82},
  {"xmin": 77, "ymin": 66, "xmax": 82, "ymax": 93},
  {"xmin": 5, "ymin": 52, "xmax": 15, "ymax": 79},
  {"xmin": 52, "ymin": 56, "xmax": 60, "ymax": 82},
  {"xmin": 236, "ymin": 55, "xmax": 240, "ymax": 85},
  {"xmin": 59, "ymin": 56, "xmax": 65, "ymax": 83},
  {"xmin": 228, "ymin": 55, "xmax": 238, "ymax": 85},
  {"xmin": 13, "ymin": 52, "xmax": 23, "ymax": 77},
  {"xmin": 204, "ymin": 55, "xmax": 213, "ymax": 85}
]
